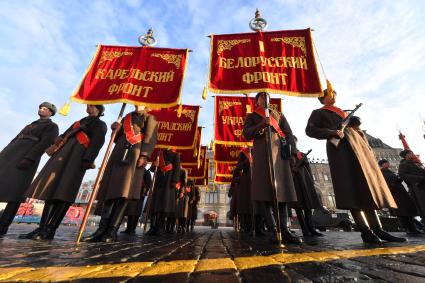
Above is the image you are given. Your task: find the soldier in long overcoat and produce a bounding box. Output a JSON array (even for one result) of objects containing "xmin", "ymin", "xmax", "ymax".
[
  {"xmin": 120, "ymin": 168, "xmax": 152, "ymax": 235},
  {"xmin": 243, "ymin": 92, "xmax": 301, "ymax": 244},
  {"xmin": 233, "ymin": 149, "xmax": 253, "ymax": 233},
  {"xmin": 290, "ymin": 137, "xmax": 323, "ymax": 238},
  {"xmin": 176, "ymin": 167, "xmax": 189, "ymax": 233},
  {"xmin": 186, "ymin": 180, "xmax": 200, "ymax": 232},
  {"xmin": 0, "ymin": 102, "xmax": 58, "ymax": 236},
  {"xmin": 21, "ymin": 105, "xmax": 106, "ymax": 240},
  {"xmin": 379, "ymin": 158, "xmax": 421, "ymax": 234},
  {"xmin": 305, "ymin": 89, "xmax": 405, "ymax": 243},
  {"xmin": 147, "ymin": 149, "xmax": 181, "ymax": 235},
  {"xmin": 398, "ymin": 150, "xmax": 425, "ymax": 220},
  {"xmin": 83, "ymin": 105, "xmax": 157, "ymax": 243}
]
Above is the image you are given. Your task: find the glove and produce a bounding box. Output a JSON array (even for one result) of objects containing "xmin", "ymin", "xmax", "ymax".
[
  {"xmin": 111, "ymin": 122, "xmax": 121, "ymax": 131},
  {"xmin": 17, "ymin": 158, "xmax": 34, "ymax": 170},
  {"xmin": 81, "ymin": 161, "xmax": 94, "ymax": 170}
]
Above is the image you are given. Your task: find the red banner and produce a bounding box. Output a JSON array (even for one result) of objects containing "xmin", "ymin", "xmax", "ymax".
[
  {"xmin": 185, "ymin": 146, "xmax": 207, "ymax": 179},
  {"xmin": 214, "ymin": 175, "xmax": 233, "ymax": 184},
  {"xmin": 214, "ymin": 143, "xmax": 244, "ymax": 163},
  {"xmin": 209, "ymin": 29, "xmax": 321, "ymax": 96},
  {"xmin": 214, "ymin": 96, "xmax": 281, "ymax": 145},
  {"xmin": 71, "ymin": 45, "xmax": 189, "ymax": 108},
  {"xmin": 194, "ymin": 158, "xmax": 209, "ymax": 186},
  {"xmin": 180, "ymin": 127, "xmax": 202, "ymax": 165},
  {"xmin": 215, "ymin": 162, "xmax": 236, "ymax": 177},
  {"xmin": 149, "ymin": 105, "xmax": 199, "ymax": 149}
]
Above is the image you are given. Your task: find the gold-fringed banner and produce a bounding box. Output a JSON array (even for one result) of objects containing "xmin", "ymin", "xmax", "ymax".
[
  {"xmin": 209, "ymin": 28, "xmax": 322, "ymax": 96},
  {"xmin": 214, "ymin": 95, "xmax": 280, "ymax": 145},
  {"xmin": 149, "ymin": 104, "xmax": 199, "ymax": 150},
  {"xmin": 71, "ymin": 45, "xmax": 189, "ymax": 108}
]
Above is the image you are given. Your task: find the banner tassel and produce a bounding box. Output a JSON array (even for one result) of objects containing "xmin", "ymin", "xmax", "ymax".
[
  {"xmin": 177, "ymin": 101, "xmax": 183, "ymax": 118},
  {"xmin": 326, "ymin": 79, "xmax": 334, "ymax": 99},
  {"xmin": 59, "ymin": 100, "xmax": 71, "ymax": 116},
  {"xmin": 202, "ymin": 86, "xmax": 208, "ymax": 100}
]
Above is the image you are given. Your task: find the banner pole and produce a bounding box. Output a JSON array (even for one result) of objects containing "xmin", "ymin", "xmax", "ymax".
[{"xmin": 76, "ymin": 103, "xmax": 127, "ymax": 244}]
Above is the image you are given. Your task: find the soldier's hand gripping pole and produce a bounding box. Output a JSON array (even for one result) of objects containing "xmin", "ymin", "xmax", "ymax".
[
  {"xmin": 264, "ymin": 96, "xmax": 284, "ymax": 248},
  {"xmin": 76, "ymin": 103, "xmax": 127, "ymax": 244},
  {"xmin": 143, "ymin": 150, "xmax": 160, "ymax": 234}
]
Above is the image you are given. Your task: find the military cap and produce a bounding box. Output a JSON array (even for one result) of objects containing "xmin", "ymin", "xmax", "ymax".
[
  {"xmin": 348, "ymin": 116, "xmax": 362, "ymax": 127},
  {"xmin": 39, "ymin": 102, "xmax": 57, "ymax": 116},
  {"xmin": 378, "ymin": 159, "xmax": 389, "ymax": 166}
]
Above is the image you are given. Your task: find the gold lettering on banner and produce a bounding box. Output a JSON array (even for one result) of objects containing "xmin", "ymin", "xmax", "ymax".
[
  {"xmin": 218, "ymin": 101, "xmax": 242, "ymax": 114},
  {"xmin": 107, "ymin": 83, "xmax": 153, "ymax": 97},
  {"xmin": 242, "ymin": 72, "xmax": 288, "ymax": 85},
  {"xmin": 221, "ymin": 116, "xmax": 244, "ymax": 125},
  {"xmin": 159, "ymin": 122, "xmax": 192, "ymax": 132},
  {"xmin": 96, "ymin": 69, "xmax": 175, "ymax": 82},
  {"xmin": 217, "ymin": 39, "xmax": 251, "ymax": 54},
  {"xmin": 219, "ymin": 56, "xmax": 307, "ymax": 70},
  {"xmin": 98, "ymin": 51, "xmax": 133, "ymax": 66},
  {"xmin": 234, "ymin": 129, "xmax": 243, "ymax": 137},
  {"xmin": 270, "ymin": 37, "xmax": 307, "ymax": 55},
  {"xmin": 151, "ymin": 53, "xmax": 183, "ymax": 69},
  {"xmin": 157, "ymin": 132, "xmax": 173, "ymax": 142},
  {"xmin": 230, "ymin": 150, "xmax": 239, "ymax": 158}
]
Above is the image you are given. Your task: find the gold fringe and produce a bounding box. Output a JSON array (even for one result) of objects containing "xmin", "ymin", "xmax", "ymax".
[{"xmin": 202, "ymin": 86, "xmax": 208, "ymax": 100}]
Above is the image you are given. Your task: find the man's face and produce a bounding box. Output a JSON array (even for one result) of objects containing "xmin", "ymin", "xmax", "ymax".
[
  {"xmin": 256, "ymin": 93, "xmax": 266, "ymax": 108},
  {"xmin": 38, "ymin": 106, "xmax": 52, "ymax": 118},
  {"xmin": 135, "ymin": 105, "xmax": 145, "ymax": 112},
  {"xmin": 86, "ymin": 105, "xmax": 100, "ymax": 117},
  {"xmin": 381, "ymin": 162, "xmax": 390, "ymax": 169},
  {"xmin": 323, "ymin": 92, "xmax": 336, "ymax": 106}
]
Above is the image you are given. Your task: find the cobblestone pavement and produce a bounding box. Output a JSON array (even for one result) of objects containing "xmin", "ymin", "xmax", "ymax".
[{"xmin": 1, "ymin": 224, "xmax": 425, "ymax": 282}]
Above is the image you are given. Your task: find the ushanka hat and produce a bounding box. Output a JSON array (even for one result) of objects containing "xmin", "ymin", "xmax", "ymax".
[{"xmin": 39, "ymin": 102, "xmax": 57, "ymax": 116}]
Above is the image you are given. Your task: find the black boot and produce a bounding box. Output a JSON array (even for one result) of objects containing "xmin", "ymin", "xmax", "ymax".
[
  {"xmin": 82, "ymin": 200, "xmax": 115, "ymax": 242},
  {"xmin": 146, "ymin": 214, "xmax": 159, "ymax": 236},
  {"xmin": 295, "ymin": 209, "xmax": 311, "ymax": 237},
  {"xmin": 0, "ymin": 202, "xmax": 21, "ymax": 236},
  {"xmin": 36, "ymin": 202, "xmax": 71, "ymax": 240},
  {"xmin": 364, "ymin": 210, "xmax": 407, "ymax": 243},
  {"xmin": 121, "ymin": 216, "xmax": 137, "ymax": 235},
  {"xmin": 101, "ymin": 199, "xmax": 128, "ymax": 243},
  {"xmin": 19, "ymin": 201, "xmax": 55, "ymax": 239},
  {"xmin": 400, "ymin": 217, "xmax": 423, "ymax": 235},
  {"xmin": 305, "ymin": 209, "xmax": 323, "ymax": 237},
  {"xmin": 279, "ymin": 204, "xmax": 302, "ymax": 244},
  {"xmin": 351, "ymin": 209, "xmax": 382, "ymax": 244}
]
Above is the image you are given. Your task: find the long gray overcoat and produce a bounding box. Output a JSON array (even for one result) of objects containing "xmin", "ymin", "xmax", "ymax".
[
  {"xmin": 27, "ymin": 116, "xmax": 106, "ymax": 202},
  {"xmin": 306, "ymin": 108, "xmax": 397, "ymax": 210},
  {"xmin": 242, "ymin": 109, "xmax": 297, "ymax": 203},
  {"xmin": 0, "ymin": 118, "xmax": 58, "ymax": 202}
]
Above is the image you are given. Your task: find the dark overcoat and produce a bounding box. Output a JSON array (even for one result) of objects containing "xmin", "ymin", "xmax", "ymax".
[
  {"xmin": 305, "ymin": 108, "xmax": 397, "ymax": 210},
  {"xmin": 27, "ymin": 116, "xmax": 106, "ymax": 202},
  {"xmin": 97, "ymin": 111, "xmax": 157, "ymax": 201},
  {"xmin": 0, "ymin": 118, "xmax": 58, "ymax": 202},
  {"xmin": 233, "ymin": 152, "xmax": 252, "ymax": 214},
  {"xmin": 126, "ymin": 168, "xmax": 152, "ymax": 216},
  {"xmin": 398, "ymin": 159, "xmax": 425, "ymax": 216},
  {"xmin": 176, "ymin": 168, "xmax": 189, "ymax": 218},
  {"xmin": 151, "ymin": 150, "xmax": 181, "ymax": 215},
  {"xmin": 242, "ymin": 109, "xmax": 297, "ymax": 203},
  {"xmin": 188, "ymin": 185, "xmax": 200, "ymax": 220},
  {"xmin": 381, "ymin": 167, "xmax": 418, "ymax": 217},
  {"xmin": 291, "ymin": 151, "xmax": 323, "ymax": 209}
]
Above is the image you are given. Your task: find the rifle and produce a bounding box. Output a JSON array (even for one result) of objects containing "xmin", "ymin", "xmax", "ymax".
[
  {"xmin": 329, "ymin": 103, "xmax": 363, "ymax": 147},
  {"xmin": 45, "ymin": 125, "xmax": 87, "ymax": 156}
]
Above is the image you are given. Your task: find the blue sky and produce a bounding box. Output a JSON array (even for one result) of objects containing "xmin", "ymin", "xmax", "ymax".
[{"xmin": 1, "ymin": 0, "xmax": 424, "ymax": 181}]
